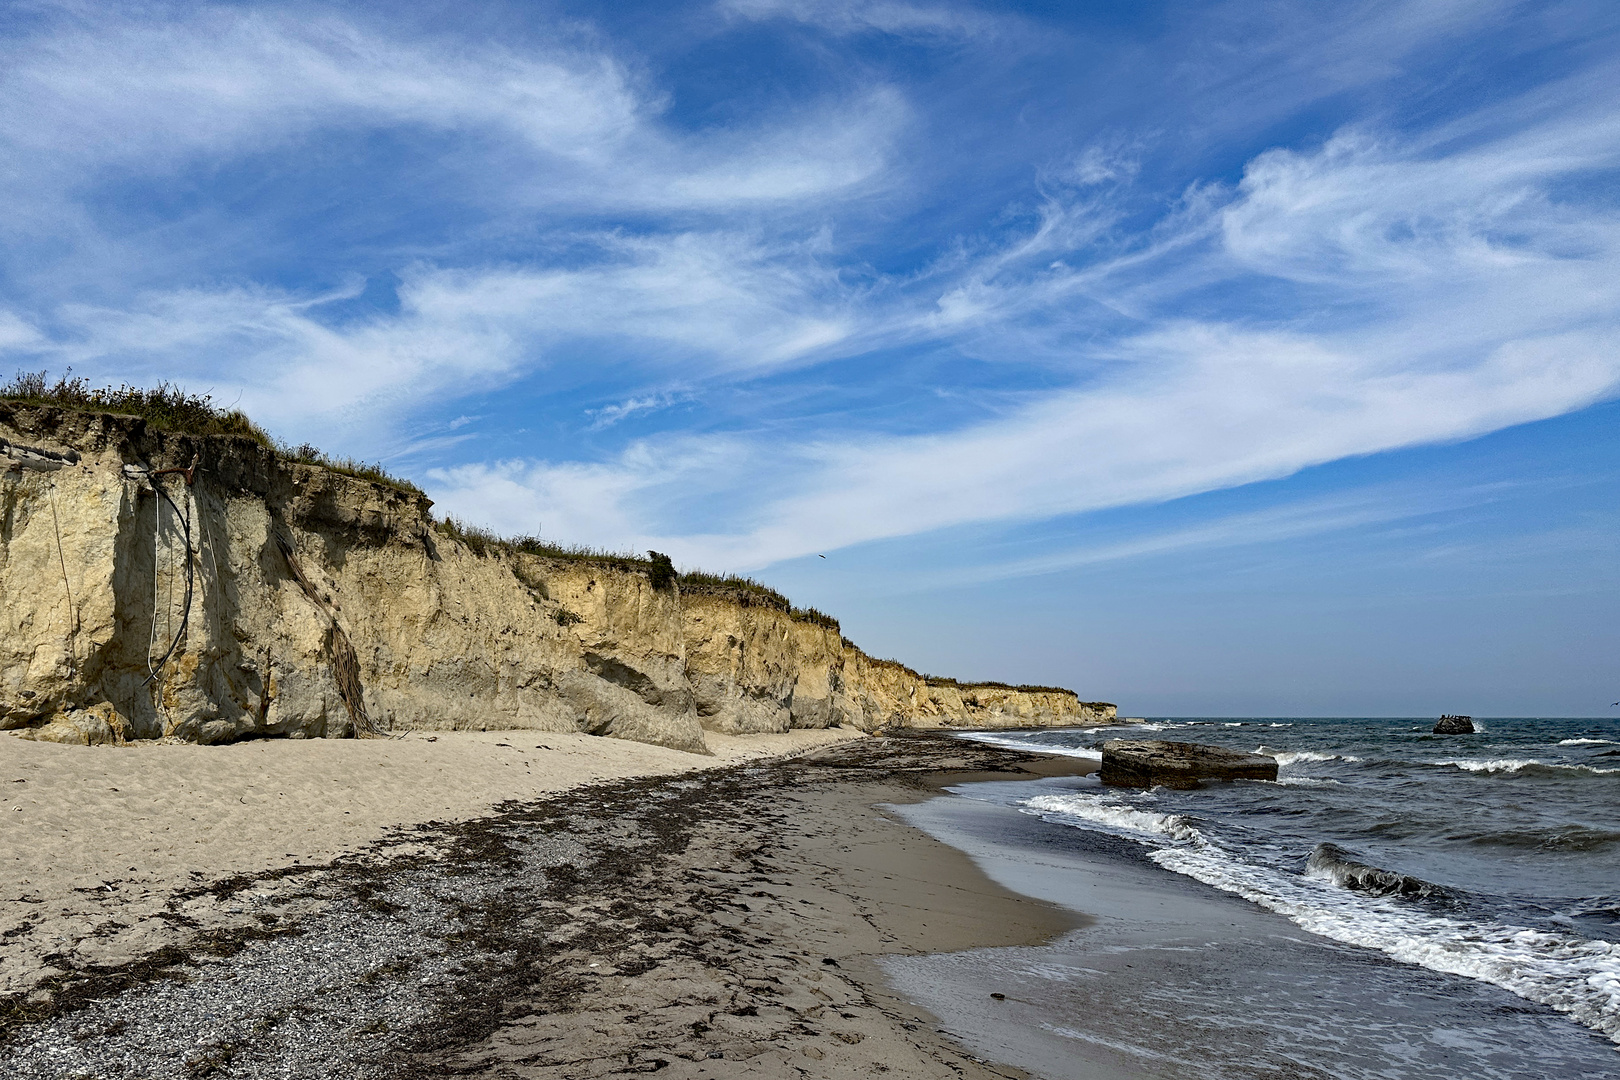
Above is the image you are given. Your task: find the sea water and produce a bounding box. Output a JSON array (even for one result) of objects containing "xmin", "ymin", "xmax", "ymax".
[{"xmin": 885, "ymin": 718, "xmax": 1620, "ymax": 1079}]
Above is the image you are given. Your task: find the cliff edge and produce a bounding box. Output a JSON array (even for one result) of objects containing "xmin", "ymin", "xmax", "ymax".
[{"xmin": 0, "ymin": 404, "xmax": 1115, "ymax": 753}]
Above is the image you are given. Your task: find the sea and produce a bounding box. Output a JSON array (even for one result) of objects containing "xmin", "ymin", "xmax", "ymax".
[{"xmin": 882, "ymin": 718, "xmax": 1620, "ymax": 1080}]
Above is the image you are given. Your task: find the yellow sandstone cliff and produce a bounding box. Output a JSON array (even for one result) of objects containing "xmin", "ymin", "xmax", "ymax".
[{"xmin": 0, "ymin": 405, "xmax": 1115, "ymax": 753}]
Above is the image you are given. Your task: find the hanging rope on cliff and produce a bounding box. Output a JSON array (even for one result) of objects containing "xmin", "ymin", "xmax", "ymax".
[
  {"xmin": 47, "ymin": 481, "xmax": 79, "ymax": 679},
  {"xmin": 164, "ymin": 493, "xmax": 175, "ymax": 662},
  {"xmin": 146, "ymin": 478, "xmax": 163, "ymax": 683},
  {"xmin": 137, "ymin": 456, "xmax": 198, "ymax": 687}
]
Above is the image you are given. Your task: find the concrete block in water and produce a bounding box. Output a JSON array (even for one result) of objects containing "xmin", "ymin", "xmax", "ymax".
[{"xmin": 1100, "ymin": 739, "xmax": 1278, "ymax": 789}]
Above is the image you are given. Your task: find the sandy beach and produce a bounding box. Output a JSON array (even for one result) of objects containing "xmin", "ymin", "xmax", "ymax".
[
  {"xmin": 1, "ymin": 730, "xmax": 1092, "ymax": 1078},
  {"xmin": 0, "ymin": 727, "xmax": 866, "ymax": 1007}
]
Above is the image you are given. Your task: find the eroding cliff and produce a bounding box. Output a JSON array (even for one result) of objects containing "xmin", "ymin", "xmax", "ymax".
[{"xmin": 0, "ymin": 405, "xmax": 1114, "ymax": 753}]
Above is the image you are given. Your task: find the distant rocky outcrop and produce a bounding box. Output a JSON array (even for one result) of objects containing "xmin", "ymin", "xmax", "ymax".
[
  {"xmin": 1433, "ymin": 715, "xmax": 1475, "ymax": 734},
  {"xmin": 0, "ymin": 404, "xmax": 1116, "ymax": 753},
  {"xmin": 1100, "ymin": 739, "xmax": 1278, "ymax": 788}
]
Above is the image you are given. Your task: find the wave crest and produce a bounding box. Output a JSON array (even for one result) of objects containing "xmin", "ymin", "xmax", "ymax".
[
  {"xmin": 1304, "ymin": 843, "xmax": 1450, "ymax": 900},
  {"xmin": 1255, "ymin": 747, "xmax": 1360, "ymax": 766},
  {"xmin": 1022, "ymin": 793, "xmax": 1201, "ymax": 843},
  {"xmin": 1434, "ymin": 758, "xmax": 1620, "ymax": 777}
]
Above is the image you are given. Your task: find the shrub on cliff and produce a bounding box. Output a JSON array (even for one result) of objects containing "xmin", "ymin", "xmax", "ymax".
[{"xmin": 647, "ymin": 551, "xmax": 677, "ymax": 591}]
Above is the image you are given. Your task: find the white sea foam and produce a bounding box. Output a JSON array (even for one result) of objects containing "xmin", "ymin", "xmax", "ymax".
[
  {"xmin": 1436, "ymin": 757, "xmax": 1543, "ymax": 773},
  {"xmin": 1559, "ymin": 738, "xmax": 1616, "ymax": 746},
  {"xmin": 1435, "ymin": 758, "xmax": 1619, "ymax": 776},
  {"xmin": 1254, "ymin": 748, "xmax": 1360, "ymax": 767},
  {"xmin": 1020, "ymin": 790, "xmax": 1620, "ymax": 1042},
  {"xmin": 1022, "ymin": 793, "xmax": 1201, "ymax": 843},
  {"xmin": 1269, "ymin": 750, "xmax": 1336, "ymax": 765},
  {"xmin": 1150, "ymin": 844, "xmax": 1620, "ymax": 1043},
  {"xmin": 1274, "ymin": 776, "xmax": 1342, "ymax": 786},
  {"xmin": 952, "ymin": 732, "xmax": 1103, "ymax": 761}
]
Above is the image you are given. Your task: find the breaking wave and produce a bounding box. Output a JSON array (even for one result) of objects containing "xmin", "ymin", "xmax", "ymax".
[
  {"xmin": 1017, "ymin": 789, "xmax": 1620, "ymax": 1043},
  {"xmin": 1305, "ymin": 842, "xmax": 1450, "ymax": 899},
  {"xmin": 1257, "ymin": 747, "xmax": 1361, "ymax": 767},
  {"xmin": 953, "ymin": 731, "xmax": 1103, "ymax": 761},
  {"xmin": 1022, "ymin": 793, "xmax": 1201, "ymax": 842},
  {"xmin": 1433, "ymin": 759, "xmax": 1620, "ymax": 777}
]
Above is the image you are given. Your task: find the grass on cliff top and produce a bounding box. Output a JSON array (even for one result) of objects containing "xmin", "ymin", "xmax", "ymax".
[
  {"xmin": 0, "ymin": 370, "xmax": 423, "ymax": 495},
  {"xmin": 866, "ymin": 656, "xmax": 1092, "ymax": 699},
  {"xmin": 676, "ymin": 571, "xmax": 839, "ymax": 629},
  {"xmin": 921, "ymin": 673, "xmax": 1071, "ymax": 694},
  {"xmin": 437, "ymin": 516, "xmax": 653, "ymax": 568},
  {"xmin": 437, "ymin": 518, "xmax": 840, "ymax": 629}
]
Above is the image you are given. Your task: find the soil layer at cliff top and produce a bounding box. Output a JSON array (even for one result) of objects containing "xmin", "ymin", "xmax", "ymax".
[{"xmin": 0, "ymin": 732, "xmax": 1090, "ymax": 1080}]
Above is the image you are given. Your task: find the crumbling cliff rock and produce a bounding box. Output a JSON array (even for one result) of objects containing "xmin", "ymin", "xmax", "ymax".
[{"xmin": 0, "ymin": 405, "xmax": 1115, "ymax": 753}]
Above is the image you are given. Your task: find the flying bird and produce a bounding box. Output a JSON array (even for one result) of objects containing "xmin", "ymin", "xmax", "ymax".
[{"xmin": 818, "ymin": 554, "xmax": 826, "ymax": 559}]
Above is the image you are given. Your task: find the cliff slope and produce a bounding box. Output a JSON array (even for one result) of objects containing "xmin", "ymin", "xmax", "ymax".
[{"xmin": 0, "ymin": 405, "xmax": 1115, "ymax": 753}]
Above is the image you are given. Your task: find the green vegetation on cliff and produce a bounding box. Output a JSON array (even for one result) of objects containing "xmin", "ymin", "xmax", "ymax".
[
  {"xmin": 1, "ymin": 370, "xmax": 423, "ymax": 495},
  {"xmin": 435, "ymin": 518, "xmax": 841, "ymax": 629}
]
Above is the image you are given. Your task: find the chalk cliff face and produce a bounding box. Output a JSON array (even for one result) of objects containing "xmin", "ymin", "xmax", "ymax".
[{"xmin": 0, "ymin": 406, "xmax": 1114, "ymax": 753}]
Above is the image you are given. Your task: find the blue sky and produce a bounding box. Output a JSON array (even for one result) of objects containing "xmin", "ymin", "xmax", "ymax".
[{"xmin": 2, "ymin": 0, "xmax": 1617, "ymax": 714}]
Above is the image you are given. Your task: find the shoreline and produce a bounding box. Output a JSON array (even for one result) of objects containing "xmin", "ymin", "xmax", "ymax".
[
  {"xmin": 892, "ymin": 766, "xmax": 1620, "ymax": 1079},
  {"xmin": 1, "ymin": 730, "xmax": 1099, "ymax": 1078}
]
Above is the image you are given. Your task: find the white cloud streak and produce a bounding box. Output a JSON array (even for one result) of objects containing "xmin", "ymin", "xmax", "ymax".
[
  {"xmin": 0, "ymin": 8, "xmax": 899, "ymax": 213},
  {"xmin": 716, "ymin": 0, "xmax": 1005, "ymax": 39},
  {"xmin": 0, "ymin": 6, "xmax": 896, "ymax": 446},
  {"xmin": 587, "ymin": 392, "xmax": 691, "ymax": 430},
  {"xmin": 924, "ymin": 480, "xmax": 1523, "ymax": 587},
  {"xmin": 16, "ymin": 227, "xmax": 859, "ymax": 445}
]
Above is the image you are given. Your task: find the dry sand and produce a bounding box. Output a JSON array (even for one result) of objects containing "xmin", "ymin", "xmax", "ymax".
[{"xmin": 0, "ymin": 727, "xmax": 865, "ymax": 998}]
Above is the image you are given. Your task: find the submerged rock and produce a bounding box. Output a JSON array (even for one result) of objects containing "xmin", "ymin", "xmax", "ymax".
[
  {"xmin": 1100, "ymin": 739, "xmax": 1278, "ymax": 789},
  {"xmin": 1433, "ymin": 715, "xmax": 1475, "ymax": 734}
]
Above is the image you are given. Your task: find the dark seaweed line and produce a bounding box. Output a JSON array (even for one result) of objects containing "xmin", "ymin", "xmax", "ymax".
[{"xmin": 0, "ymin": 735, "xmax": 1040, "ymax": 1078}]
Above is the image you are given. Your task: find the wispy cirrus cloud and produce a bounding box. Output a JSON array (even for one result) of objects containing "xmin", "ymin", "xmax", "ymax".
[
  {"xmin": 0, "ymin": 7, "xmax": 901, "ymax": 214},
  {"xmin": 15, "ymin": 226, "xmax": 861, "ymax": 444},
  {"xmin": 715, "ymin": 0, "xmax": 1007, "ymax": 39},
  {"xmin": 911, "ymin": 479, "xmax": 1531, "ymax": 587},
  {"xmin": 587, "ymin": 391, "xmax": 692, "ymax": 430},
  {"xmin": 427, "ymin": 67, "xmax": 1620, "ymax": 567},
  {"xmin": 0, "ymin": 5, "xmax": 902, "ymax": 446}
]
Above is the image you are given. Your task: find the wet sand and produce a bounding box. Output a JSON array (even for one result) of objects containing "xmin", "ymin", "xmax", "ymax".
[{"xmin": 886, "ymin": 774, "xmax": 1620, "ymax": 1080}]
